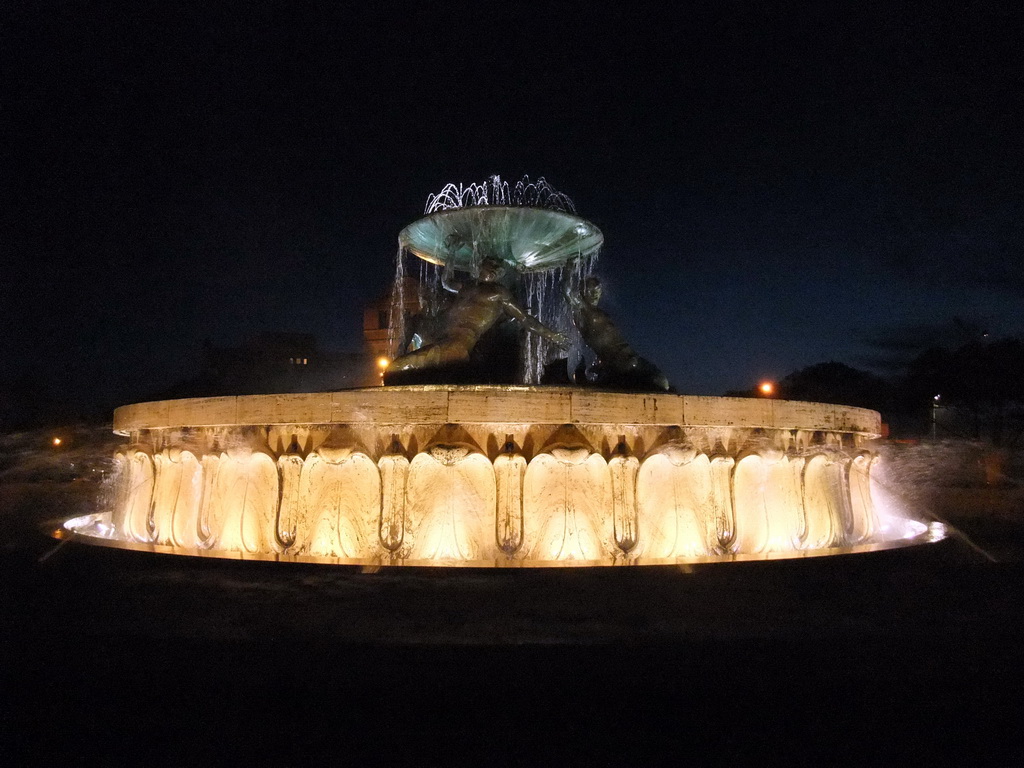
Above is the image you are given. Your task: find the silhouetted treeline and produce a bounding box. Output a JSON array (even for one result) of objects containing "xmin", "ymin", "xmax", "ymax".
[{"xmin": 729, "ymin": 337, "xmax": 1024, "ymax": 445}]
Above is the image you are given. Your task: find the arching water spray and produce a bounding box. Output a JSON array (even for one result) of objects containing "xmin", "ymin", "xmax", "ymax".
[{"xmin": 426, "ymin": 174, "xmax": 577, "ymax": 215}]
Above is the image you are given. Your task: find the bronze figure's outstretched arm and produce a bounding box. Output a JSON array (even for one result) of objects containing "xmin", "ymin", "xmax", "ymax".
[
  {"xmin": 502, "ymin": 299, "xmax": 569, "ymax": 348},
  {"xmin": 386, "ymin": 257, "xmax": 569, "ymax": 379}
]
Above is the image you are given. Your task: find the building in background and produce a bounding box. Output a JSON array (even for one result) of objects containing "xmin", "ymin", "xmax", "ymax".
[
  {"xmin": 199, "ymin": 332, "xmax": 380, "ymax": 393},
  {"xmin": 363, "ymin": 276, "xmax": 423, "ymax": 361},
  {"xmin": 156, "ymin": 331, "xmax": 378, "ymax": 400}
]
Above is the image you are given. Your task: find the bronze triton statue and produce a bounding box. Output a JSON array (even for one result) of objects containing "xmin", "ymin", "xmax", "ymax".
[
  {"xmin": 565, "ymin": 276, "xmax": 671, "ymax": 391},
  {"xmin": 386, "ymin": 258, "xmax": 568, "ymax": 382}
]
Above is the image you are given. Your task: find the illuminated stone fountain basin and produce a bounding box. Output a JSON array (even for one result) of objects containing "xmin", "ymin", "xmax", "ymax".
[{"xmin": 63, "ymin": 387, "xmax": 935, "ymax": 566}]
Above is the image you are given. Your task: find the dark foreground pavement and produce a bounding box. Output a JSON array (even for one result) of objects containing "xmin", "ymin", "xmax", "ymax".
[{"xmin": 2, "ymin": 482, "xmax": 1023, "ymax": 765}]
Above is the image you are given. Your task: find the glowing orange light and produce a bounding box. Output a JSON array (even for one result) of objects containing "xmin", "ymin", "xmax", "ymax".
[
  {"xmin": 377, "ymin": 356, "xmax": 390, "ymax": 369},
  {"xmin": 759, "ymin": 382, "xmax": 774, "ymax": 396},
  {"xmin": 52, "ymin": 437, "xmax": 63, "ymax": 446}
]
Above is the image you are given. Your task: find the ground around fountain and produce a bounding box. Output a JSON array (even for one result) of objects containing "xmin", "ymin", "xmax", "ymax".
[{"xmin": 2, "ymin": 430, "xmax": 1024, "ymax": 764}]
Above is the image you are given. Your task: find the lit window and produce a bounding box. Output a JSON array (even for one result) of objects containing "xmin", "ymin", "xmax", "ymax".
[{"xmin": 303, "ymin": 358, "xmax": 308, "ymax": 365}]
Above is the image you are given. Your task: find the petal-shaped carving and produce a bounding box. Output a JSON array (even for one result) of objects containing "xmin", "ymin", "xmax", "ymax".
[
  {"xmin": 197, "ymin": 453, "xmax": 221, "ymax": 546},
  {"xmin": 732, "ymin": 455, "xmax": 770, "ymax": 554},
  {"xmin": 637, "ymin": 450, "xmax": 713, "ymax": 558},
  {"xmin": 523, "ymin": 451, "xmax": 610, "ymax": 562},
  {"xmin": 730, "ymin": 453, "xmax": 805, "ymax": 554},
  {"xmin": 787, "ymin": 455, "xmax": 807, "ymax": 543},
  {"xmin": 833, "ymin": 457, "xmax": 855, "ymax": 545},
  {"xmin": 710, "ymin": 455, "xmax": 735, "ymax": 551},
  {"xmin": 204, "ymin": 452, "xmax": 230, "ymax": 546},
  {"xmin": 609, "ymin": 452, "xmax": 640, "ymax": 554},
  {"xmin": 763, "ymin": 455, "xmax": 803, "ymax": 552},
  {"xmin": 276, "ymin": 453, "xmax": 304, "ymax": 551},
  {"xmin": 378, "ymin": 451, "xmax": 410, "ymax": 553},
  {"xmin": 300, "ymin": 451, "xmax": 381, "ymax": 558},
  {"xmin": 150, "ymin": 451, "xmax": 171, "ymax": 543},
  {"xmin": 494, "ymin": 450, "xmax": 526, "ymax": 555},
  {"xmin": 152, "ymin": 448, "xmax": 203, "ymax": 548},
  {"xmin": 847, "ymin": 453, "xmax": 877, "ymax": 543},
  {"xmin": 114, "ymin": 448, "xmax": 154, "ymax": 543},
  {"xmin": 802, "ymin": 454, "xmax": 846, "ymax": 549},
  {"xmin": 210, "ymin": 449, "xmax": 280, "ymax": 553},
  {"xmin": 406, "ymin": 448, "xmax": 495, "ymax": 561}
]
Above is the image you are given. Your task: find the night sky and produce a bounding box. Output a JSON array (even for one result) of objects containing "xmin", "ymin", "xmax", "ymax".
[{"xmin": 4, "ymin": 2, "xmax": 1022, "ymax": 414}]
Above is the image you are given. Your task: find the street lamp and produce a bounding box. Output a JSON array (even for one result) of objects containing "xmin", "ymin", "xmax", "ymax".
[{"xmin": 932, "ymin": 394, "xmax": 941, "ymax": 439}]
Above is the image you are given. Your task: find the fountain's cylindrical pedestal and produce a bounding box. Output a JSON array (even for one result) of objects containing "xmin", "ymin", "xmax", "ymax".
[{"xmin": 67, "ymin": 386, "xmax": 924, "ymax": 566}]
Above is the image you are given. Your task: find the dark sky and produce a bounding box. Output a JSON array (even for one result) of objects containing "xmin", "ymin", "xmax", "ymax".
[{"xmin": 4, "ymin": 2, "xmax": 1023, "ymax": 412}]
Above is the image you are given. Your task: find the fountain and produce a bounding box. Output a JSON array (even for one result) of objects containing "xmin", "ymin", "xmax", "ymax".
[{"xmin": 61, "ymin": 176, "xmax": 938, "ymax": 565}]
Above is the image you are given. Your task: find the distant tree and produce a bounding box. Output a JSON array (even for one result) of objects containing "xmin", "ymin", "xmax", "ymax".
[
  {"xmin": 725, "ymin": 334, "xmax": 1024, "ymax": 444},
  {"xmin": 776, "ymin": 361, "xmax": 894, "ymax": 411},
  {"xmin": 725, "ymin": 361, "xmax": 893, "ymax": 410}
]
